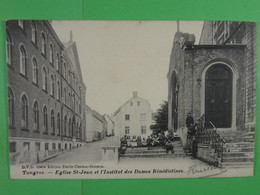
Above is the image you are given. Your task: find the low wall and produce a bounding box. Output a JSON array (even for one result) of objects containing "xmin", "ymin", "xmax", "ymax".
[{"xmin": 197, "ymin": 144, "xmax": 220, "ymax": 166}]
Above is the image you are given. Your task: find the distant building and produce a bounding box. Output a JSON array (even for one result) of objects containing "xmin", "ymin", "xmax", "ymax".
[
  {"xmin": 104, "ymin": 114, "xmax": 115, "ymax": 136},
  {"xmin": 112, "ymin": 91, "xmax": 153, "ymax": 139},
  {"xmin": 85, "ymin": 105, "xmax": 106, "ymax": 142},
  {"xmin": 6, "ymin": 20, "xmax": 86, "ymax": 164}
]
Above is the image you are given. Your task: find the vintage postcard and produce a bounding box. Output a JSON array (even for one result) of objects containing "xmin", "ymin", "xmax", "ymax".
[{"xmin": 6, "ymin": 20, "xmax": 256, "ymax": 179}]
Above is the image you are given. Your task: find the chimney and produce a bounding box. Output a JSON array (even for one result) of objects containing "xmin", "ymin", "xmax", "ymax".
[
  {"xmin": 70, "ymin": 31, "xmax": 73, "ymax": 42},
  {"xmin": 133, "ymin": 91, "xmax": 138, "ymax": 98},
  {"xmin": 177, "ymin": 21, "xmax": 180, "ymax": 32}
]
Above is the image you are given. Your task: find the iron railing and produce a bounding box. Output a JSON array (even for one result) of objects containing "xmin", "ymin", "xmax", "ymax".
[{"xmin": 196, "ymin": 114, "xmax": 225, "ymax": 167}]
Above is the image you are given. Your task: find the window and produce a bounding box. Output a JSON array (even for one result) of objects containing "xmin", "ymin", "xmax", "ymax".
[
  {"xmin": 57, "ymin": 81, "xmax": 60, "ymax": 100},
  {"xmin": 64, "ymin": 115, "xmax": 67, "ymax": 136},
  {"xmin": 57, "ymin": 113, "xmax": 60, "ymax": 135},
  {"xmin": 125, "ymin": 114, "xmax": 130, "ymax": 120},
  {"xmin": 42, "ymin": 67, "xmax": 47, "ymax": 91},
  {"xmin": 51, "ymin": 109, "xmax": 55, "ymax": 135},
  {"xmin": 50, "ymin": 75, "xmax": 54, "ymax": 96},
  {"xmin": 45, "ymin": 143, "xmax": 49, "ymax": 151},
  {"xmin": 125, "ymin": 126, "xmax": 130, "ymax": 134},
  {"xmin": 43, "ymin": 106, "xmax": 48, "ymax": 133},
  {"xmin": 8, "ymin": 87, "xmax": 14, "ymax": 127},
  {"xmin": 33, "ymin": 101, "xmax": 39, "ymax": 131},
  {"xmin": 50, "ymin": 43, "xmax": 53, "ymax": 64},
  {"xmin": 68, "ymin": 118, "xmax": 71, "ymax": 137},
  {"xmin": 140, "ymin": 113, "xmax": 146, "ymax": 121},
  {"xmin": 52, "ymin": 143, "xmax": 56, "ymax": 150},
  {"xmin": 64, "ymin": 88, "xmax": 66, "ymax": 103},
  {"xmin": 41, "ymin": 33, "xmax": 46, "ymax": 55},
  {"xmin": 23, "ymin": 142, "xmax": 30, "ymax": 151},
  {"xmin": 32, "ymin": 58, "xmax": 38, "ymax": 84},
  {"xmin": 31, "ymin": 21, "xmax": 36, "ymax": 43},
  {"xmin": 56, "ymin": 53, "xmax": 59, "ymax": 71},
  {"xmin": 58, "ymin": 143, "xmax": 61, "ymax": 150},
  {"xmin": 21, "ymin": 95, "xmax": 28, "ymax": 128},
  {"xmin": 6, "ymin": 32, "xmax": 12, "ymax": 65},
  {"xmin": 130, "ymin": 102, "xmax": 133, "ymax": 106},
  {"xmin": 9, "ymin": 142, "xmax": 16, "ymax": 153},
  {"xmin": 63, "ymin": 62, "xmax": 66, "ymax": 79},
  {"xmin": 19, "ymin": 46, "xmax": 27, "ymax": 76},
  {"xmin": 137, "ymin": 102, "xmax": 140, "ymax": 106},
  {"xmin": 141, "ymin": 126, "xmax": 146, "ymax": 134},
  {"xmin": 35, "ymin": 142, "xmax": 40, "ymax": 151},
  {"xmin": 18, "ymin": 20, "xmax": 24, "ymax": 29}
]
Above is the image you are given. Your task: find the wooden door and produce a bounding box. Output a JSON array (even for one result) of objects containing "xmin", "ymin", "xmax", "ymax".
[{"xmin": 205, "ymin": 64, "xmax": 232, "ymax": 128}]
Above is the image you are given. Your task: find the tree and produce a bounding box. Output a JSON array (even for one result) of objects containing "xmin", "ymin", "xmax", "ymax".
[{"xmin": 150, "ymin": 101, "xmax": 168, "ymax": 136}]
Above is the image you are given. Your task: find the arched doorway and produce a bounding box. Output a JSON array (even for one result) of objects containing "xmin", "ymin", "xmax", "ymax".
[
  {"xmin": 171, "ymin": 71, "xmax": 179, "ymax": 130},
  {"xmin": 205, "ymin": 64, "xmax": 233, "ymax": 128}
]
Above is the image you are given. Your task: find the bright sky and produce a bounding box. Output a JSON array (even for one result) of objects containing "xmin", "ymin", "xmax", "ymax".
[{"xmin": 52, "ymin": 21, "xmax": 203, "ymax": 115}]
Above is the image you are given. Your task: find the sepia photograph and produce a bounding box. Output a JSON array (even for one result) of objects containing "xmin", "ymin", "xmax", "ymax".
[{"xmin": 6, "ymin": 20, "xmax": 256, "ymax": 179}]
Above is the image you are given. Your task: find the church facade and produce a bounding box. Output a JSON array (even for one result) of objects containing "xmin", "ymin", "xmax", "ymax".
[{"xmin": 168, "ymin": 21, "xmax": 256, "ymax": 133}]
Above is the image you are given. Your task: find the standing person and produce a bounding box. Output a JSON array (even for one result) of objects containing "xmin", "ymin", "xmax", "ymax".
[{"xmin": 186, "ymin": 112, "xmax": 194, "ymax": 148}]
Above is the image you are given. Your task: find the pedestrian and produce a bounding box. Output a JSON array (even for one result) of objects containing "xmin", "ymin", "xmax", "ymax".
[
  {"xmin": 165, "ymin": 139, "xmax": 174, "ymax": 154},
  {"xmin": 191, "ymin": 136, "xmax": 197, "ymax": 159}
]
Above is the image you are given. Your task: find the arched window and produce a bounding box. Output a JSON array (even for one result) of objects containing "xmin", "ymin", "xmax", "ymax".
[
  {"xmin": 6, "ymin": 32, "xmax": 12, "ymax": 65},
  {"xmin": 33, "ymin": 101, "xmax": 39, "ymax": 131},
  {"xmin": 57, "ymin": 113, "xmax": 60, "ymax": 135},
  {"xmin": 64, "ymin": 87, "xmax": 66, "ymax": 104},
  {"xmin": 63, "ymin": 62, "xmax": 66, "ymax": 79},
  {"xmin": 43, "ymin": 106, "xmax": 48, "ymax": 133},
  {"xmin": 21, "ymin": 95, "xmax": 28, "ymax": 128},
  {"xmin": 64, "ymin": 115, "xmax": 67, "ymax": 136},
  {"xmin": 32, "ymin": 57, "xmax": 38, "ymax": 84},
  {"xmin": 8, "ymin": 87, "xmax": 14, "ymax": 126},
  {"xmin": 68, "ymin": 118, "xmax": 71, "ymax": 137},
  {"xmin": 56, "ymin": 53, "xmax": 59, "ymax": 71},
  {"xmin": 50, "ymin": 43, "xmax": 53, "ymax": 64},
  {"xmin": 51, "ymin": 109, "xmax": 55, "ymax": 135},
  {"xmin": 57, "ymin": 81, "xmax": 60, "ymax": 100},
  {"xmin": 50, "ymin": 74, "xmax": 54, "ymax": 96},
  {"xmin": 42, "ymin": 67, "xmax": 47, "ymax": 91},
  {"xmin": 31, "ymin": 21, "xmax": 37, "ymax": 43},
  {"xmin": 79, "ymin": 124, "xmax": 82, "ymax": 139},
  {"xmin": 19, "ymin": 46, "xmax": 27, "ymax": 76},
  {"xmin": 41, "ymin": 33, "xmax": 46, "ymax": 55}
]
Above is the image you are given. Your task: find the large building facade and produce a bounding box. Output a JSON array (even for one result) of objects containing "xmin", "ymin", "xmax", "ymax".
[
  {"xmin": 6, "ymin": 20, "xmax": 86, "ymax": 164},
  {"xmin": 112, "ymin": 91, "xmax": 153, "ymax": 139},
  {"xmin": 168, "ymin": 21, "xmax": 256, "ymax": 133}
]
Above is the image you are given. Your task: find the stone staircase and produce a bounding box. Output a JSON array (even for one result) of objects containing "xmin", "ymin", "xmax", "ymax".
[
  {"xmin": 120, "ymin": 140, "xmax": 186, "ymax": 158},
  {"xmin": 220, "ymin": 131, "xmax": 255, "ymax": 168}
]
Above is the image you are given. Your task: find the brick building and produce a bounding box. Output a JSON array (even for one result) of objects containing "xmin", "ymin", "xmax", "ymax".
[
  {"xmin": 168, "ymin": 21, "xmax": 256, "ymax": 167},
  {"xmin": 168, "ymin": 21, "xmax": 256, "ymax": 133},
  {"xmin": 6, "ymin": 20, "xmax": 86, "ymax": 164}
]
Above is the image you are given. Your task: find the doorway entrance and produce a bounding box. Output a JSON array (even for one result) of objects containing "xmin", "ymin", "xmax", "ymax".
[{"xmin": 205, "ymin": 64, "xmax": 233, "ymax": 128}]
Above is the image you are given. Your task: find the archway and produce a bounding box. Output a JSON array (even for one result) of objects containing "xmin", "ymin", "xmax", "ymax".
[{"xmin": 205, "ymin": 64, "xmax": 233, "ymax": 128}]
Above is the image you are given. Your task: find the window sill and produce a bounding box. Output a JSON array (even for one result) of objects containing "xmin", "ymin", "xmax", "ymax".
[
  {"xmin": 31, "ymin": 41, "xmax": 38, "ymax": 49},
  {"xmin": 19, "ymin": 73, "xmax": 28, "ymax": 80},
  {"xmin": 42, "ymin": 89, "xmax": 48, "ymax": 94},
  {"xmin": 43, "ymin": 132, "xmax": 48, "ymax": 135},
  {"xmin": 51, "ymin": 133, "xmax": 55, "ymax": 136},
  {"xmin": 34, "ymin": 130, "xmax": 40, "ymax": 133},
  {"xmin": 42, "ymin": 53, "xmax": 47, "ymax": 59},
  {"xmin": 32, "ymin": 82, "xmax": 39, "ymax": 88},
  {"xmin": 21, "ymin": 128, "xmax": 29, "ymax": 132}
]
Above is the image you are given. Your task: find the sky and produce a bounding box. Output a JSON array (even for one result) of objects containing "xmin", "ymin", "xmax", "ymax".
[{"xmin": 52, "ymin": 21, "xmax": 203, "ymax": 115}]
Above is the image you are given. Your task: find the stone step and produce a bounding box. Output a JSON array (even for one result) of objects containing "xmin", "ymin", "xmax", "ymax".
[
  {"xmin": 223, "ymin": 147, "xmax": 255, "ymax": 152},
  {"xmin": 221, "ymin": 161, "xmax": 254, "ymax": 168},
  {"xmin": 222, "ymin": 157, "xmax": 254, "ymax": 163},
  {"xmin": 121, "ymin": 153, "xmax": 186, "ymax": 158},
  {"xmin": 225, "ymin": 142, "xmax": 255, "ymax": 148},
  {"xmin": 223, "ymin": 152, "xmax": 254, "ymax": 158}
]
